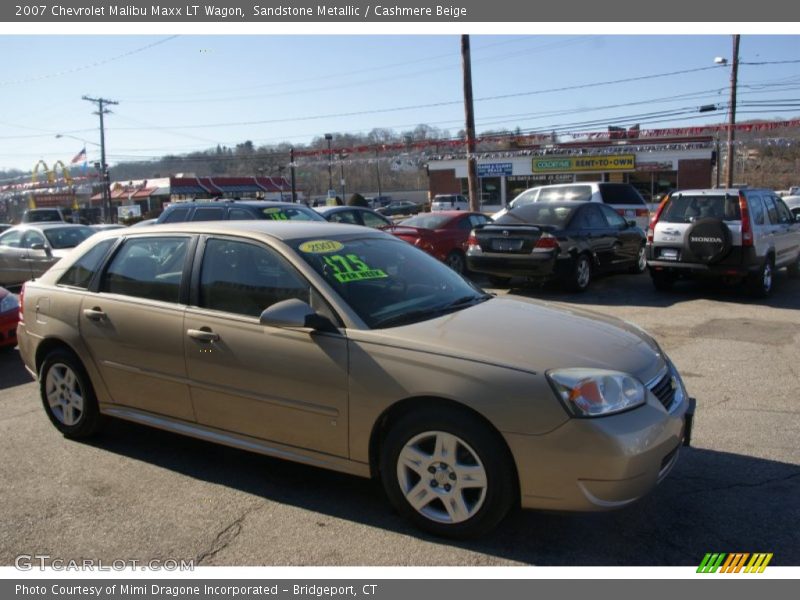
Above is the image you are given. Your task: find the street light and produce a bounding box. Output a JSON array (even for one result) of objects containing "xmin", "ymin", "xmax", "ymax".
[{"xmin": 324, "ymin": 133, "xmax": 333, "ymax": 194}]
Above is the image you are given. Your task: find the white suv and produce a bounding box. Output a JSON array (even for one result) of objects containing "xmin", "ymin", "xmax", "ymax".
[
  {"xmin": 647, "ymin": 188, "xmax": 800, "ymax": 296},
  {"xmin": 493, "ymin": 182, "xmax": 650, "ymax": 229},
  {"xmin": 431, "ymin": 194, "xmax": 470, "ymax": 211}
]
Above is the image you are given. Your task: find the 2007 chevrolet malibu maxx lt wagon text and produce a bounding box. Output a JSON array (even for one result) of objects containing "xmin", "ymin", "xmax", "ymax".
[{"xmin": 16, "ymin": 221, "xmax": 695, "ymax": 537}]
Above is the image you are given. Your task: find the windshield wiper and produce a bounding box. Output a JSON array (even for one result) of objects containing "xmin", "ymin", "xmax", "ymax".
[{"xmin": 371, "ymin": 294, "xmax": 491, "ymax": 329}]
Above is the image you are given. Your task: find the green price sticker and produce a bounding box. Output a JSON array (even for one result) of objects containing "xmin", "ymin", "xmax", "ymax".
[{"xmin": 323, "ymin": 254, "xmax": 388, "ymax": 283}]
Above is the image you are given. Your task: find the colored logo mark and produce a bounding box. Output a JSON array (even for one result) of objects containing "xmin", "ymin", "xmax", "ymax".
[{"xmin": 697, "ymin": 553, "xmax": 773, "ymax": 573}]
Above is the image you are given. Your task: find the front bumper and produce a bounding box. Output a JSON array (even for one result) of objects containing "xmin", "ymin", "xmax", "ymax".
[
  {"xmin": 0, "ymin": 313, "xmax": 18, "ymax": 348},
  {"xmin": 506, "ymin": 392, "xmax": 693, "ymax": 511}
]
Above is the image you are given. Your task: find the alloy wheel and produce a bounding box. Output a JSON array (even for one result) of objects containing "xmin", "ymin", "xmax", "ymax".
[
  {"xmin": 45, "ymin": 363, "xmax": 85, "ymax": 426},
  {"xmin": 395, "ymin": 430, "xmax": 487, "ymax": 524}
]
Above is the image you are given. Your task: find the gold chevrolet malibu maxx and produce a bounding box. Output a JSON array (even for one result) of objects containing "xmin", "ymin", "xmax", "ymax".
[{"xmin": 17, "ymin": 221, "xmax": 695, "ymax": 537}]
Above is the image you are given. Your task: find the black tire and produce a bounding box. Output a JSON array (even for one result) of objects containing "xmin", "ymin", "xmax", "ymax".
[
  {"xmin": 564, "ymin": 253, "xmax": 592, "ymax": 292},
  {"xmin": 651, "ymin": 269, "xmax": 675, "ymax": 291},
  {"xmin": 444, "ymin": 250, "xmax": 466, "ymax": 275},
  {"xmin": 487, "ymin": 275, "xmax": 511, "ymax": 288},
  {"xmin": 747, "ymin": 257, "xmax": 774, "ymax": 298},
  {"xmin": 39, "ymin": 349, "xmax": 102, "ymax": 439},
  {"xmin": 629, "ymin": 244, "xmax": 647, "ymax": 274},
  {"xmin": 380, "ymin": 407, "xmax": 516, "ymax": 539}
]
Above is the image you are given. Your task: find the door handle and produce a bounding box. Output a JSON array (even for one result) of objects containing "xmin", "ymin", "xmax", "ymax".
[
  {"xmin": 187, "ymin": 328, "xmax": 220, "ymax": 342},
  {"xmin": 82, "ymin": 308, "xmax": 106, "ymax": 321}
]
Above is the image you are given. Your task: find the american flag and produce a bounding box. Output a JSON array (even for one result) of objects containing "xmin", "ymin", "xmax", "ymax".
[{"xmin": 70, "ymin": 147, "xmax": 87, "ymax": 164}]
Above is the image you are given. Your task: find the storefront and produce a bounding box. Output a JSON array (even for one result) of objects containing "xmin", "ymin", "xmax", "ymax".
[{"xmin": 427, "ymin": 137, "xmax": 714, "ymax": 207}]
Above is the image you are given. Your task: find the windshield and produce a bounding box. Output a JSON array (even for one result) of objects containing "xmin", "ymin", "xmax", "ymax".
[
  {"xmin": 290, "ymin": 235, "xmax": 490, "ymax": 329},
  {"xmin": 497, "ymin": 204, "xmax": 575, "ymax": 227},
  {"xmin": 537, "ymin": 185, "xmax": 593, "ymax": 203},
  {"xmin": 399, "ymin": 214, "xmax": 452, "ymax": 229},
  {"xmin": 508, "ymin": 188, "xmax": 540, "ymax": 209},
  {"xmin": 261, "ymin": 206, "xmax": 325, "ymax": 221},
  {"xmin": 43, "ymin": 226, "xmax": 94, "ymax": 249}
]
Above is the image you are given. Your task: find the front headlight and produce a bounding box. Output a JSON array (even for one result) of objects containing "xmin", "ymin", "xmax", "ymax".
[
  {"xmin": 547, "ymin": 368, "xmax": 646, "ymax": 417},
  {"xmin": 0, "ymin": 293, "xmax": 19, "ymax": 314}
]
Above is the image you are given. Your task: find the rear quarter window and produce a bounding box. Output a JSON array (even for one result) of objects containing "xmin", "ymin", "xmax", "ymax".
[
  {"xmin": 599, "ymin": 184, "xmax": 646, "ymax": 206},
  {"xmin": 58, "ymin": 239, "xmax": 116, "ymax": 289}
]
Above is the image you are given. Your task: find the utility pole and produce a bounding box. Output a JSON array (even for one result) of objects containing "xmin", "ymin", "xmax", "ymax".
[
  {"xmin": 290, "ymin": 147, "xmax": 297, "ymax": 203},
  {"xmin": 461, "ymin": 35, "xmax": 480, "ymax": 212},
  {"xmin": 375, "ymin": 147, "xmax": 383, "ymax": 200},
  {"xmin": 82, "ymin": 95, "xmax": 118, "ymax": 221},
  {"xmin": 725, "ymin": 35, "xmax": 740, "ymax": 188}
]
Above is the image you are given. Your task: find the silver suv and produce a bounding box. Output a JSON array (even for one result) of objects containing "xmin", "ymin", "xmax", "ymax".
[
  {"xmin": 493, "ymin": 182, "xmax": 650, "ymax": 229},
  {"xmin": 647, "ymin": 188, "xmax": 800, "ymax": 296}
]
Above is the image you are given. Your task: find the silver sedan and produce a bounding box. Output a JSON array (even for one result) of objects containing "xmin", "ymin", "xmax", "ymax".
[{"xmin": 0, "ymin": 223, "xmax": 94, "ymax": 286}]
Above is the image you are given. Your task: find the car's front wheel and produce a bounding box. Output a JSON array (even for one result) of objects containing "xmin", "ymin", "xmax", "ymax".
[
  {"xmin": 630, "ymin": 245, "xmax": 647, "ymax": 274},
  {"xmin": 40, "ymin": 349, "xmax": 102, "ymax": 439},
  {"xmin": 380, "ymin": 408, "xmax": 515, "ymax": 538}
]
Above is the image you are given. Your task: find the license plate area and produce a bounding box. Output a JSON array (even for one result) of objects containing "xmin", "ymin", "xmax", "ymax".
[
  {"xmin": 659, "ymin": 248, "xmax": 680, "ymax": 261},
  {"xmin": 491, "ymin": 238, "xmax": 524, "ymax": 252}
]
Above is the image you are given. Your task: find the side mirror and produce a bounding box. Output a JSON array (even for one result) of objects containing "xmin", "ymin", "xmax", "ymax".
[
  {"xmin": 30, "ymin": 243, "xmax": 52, "ymax": 257},
  {"xmin": 626, "ymin": 220, "xmax": 637, "ymax": 228},
  {"xmin": 259, "ymin": 298, "xmax": 337, "ymax": 333}
]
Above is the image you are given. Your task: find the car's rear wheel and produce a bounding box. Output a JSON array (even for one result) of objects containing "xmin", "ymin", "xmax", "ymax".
[
  {"xmin": 651, "ymin": 269, "xmax": 675, "ymax": 291},
  {"xmin": 40, "ymin": 349, "xmax": 102, "ymax": 439},
  {"xmin": 487, "ymin": 275, "xmax": 511, "ymax": 288},
  {"xmin": 748, "ymin": 257, "xmax": 774, "ymax": 298},
  {"xmin": 380, "ymin": 408, "xmax": 515, "ymax": 538},
  {"xmin": 565, "ymin": 254, "xmax": 592, "ymax": 292},
  {"xmin": 444, "ymin": 250, "xmax": 466, "ymax": 274},
  {"xmin": 787, "ymin": 252, "xmax": 800, "ymax": 279}
]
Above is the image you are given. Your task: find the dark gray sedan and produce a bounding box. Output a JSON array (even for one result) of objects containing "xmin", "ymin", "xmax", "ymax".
[
  {"xmin": 0, "ymin": 223, "xmax": 94, "ymax": 286},
  {"xmin": 314, "ymin": 205, "xmax": 393, "ymax": 229}
]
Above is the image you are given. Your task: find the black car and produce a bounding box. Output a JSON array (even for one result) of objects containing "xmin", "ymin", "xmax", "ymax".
[
  {"xmin": 157, "ymin": 200, "xmax": 325, "ymax": 224},
  {"xmin": 467, "ymin": 201, "xmax": 646, "ymax": 291},
  {"xmin": 314, "ymin": 205, "xmax": 393, "ymax": 229},
  {"xmin": 376, "ymin": 201, "xmax": 421, "ymax": 217}
]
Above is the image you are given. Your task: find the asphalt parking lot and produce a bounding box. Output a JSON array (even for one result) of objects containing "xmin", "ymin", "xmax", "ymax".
[{"xmin": 0, "ymin": 270, "xmax": 798, "ymax": 567}]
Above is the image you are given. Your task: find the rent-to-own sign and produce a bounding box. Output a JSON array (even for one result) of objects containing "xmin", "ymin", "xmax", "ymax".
[{"xmin": 532, "ymin": 154, "xmax": 635, "ymax": 173}]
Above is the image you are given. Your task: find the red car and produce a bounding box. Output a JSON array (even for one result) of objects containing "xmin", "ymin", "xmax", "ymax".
[
  {"xmin": 388, "ymin": 211, "xmax": 491, "ymax": 273},
  {"xmin": 0, "ymin": 286, "xmax": 20, "ymax": 351}
]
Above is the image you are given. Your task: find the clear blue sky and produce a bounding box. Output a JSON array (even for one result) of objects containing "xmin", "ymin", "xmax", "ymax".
[{"xmin": 0, "ymin": 34, "xmax": 798, "ymax": 175}]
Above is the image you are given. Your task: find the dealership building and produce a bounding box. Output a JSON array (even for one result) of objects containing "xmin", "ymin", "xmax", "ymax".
[{"xmin": 427, "ymin": 136, "xmax": 715, "ymax": 206}]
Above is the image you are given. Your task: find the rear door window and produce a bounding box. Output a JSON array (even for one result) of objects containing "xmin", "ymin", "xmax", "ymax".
[
  {"xmin": 102, "ymin": 237, "xmax": 190, "ymax": 303},
  {"xmin": 191, "ymin": 207, "xmax": 226, "ymax": 221},
  {"xmin": 161, "ymin": 206, "xmax": 191, "ymax": 223}
]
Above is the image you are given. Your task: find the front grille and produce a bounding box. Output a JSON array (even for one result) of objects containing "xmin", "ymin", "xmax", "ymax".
[{"xmin": 649, "ymin": 369, "xmax": 676, "ymax": 411}]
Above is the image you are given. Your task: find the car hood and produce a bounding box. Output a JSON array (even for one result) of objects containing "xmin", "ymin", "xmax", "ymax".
[{"xmin": 355, "ymin": 296, "xmax": 666, "ymax": 383}]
